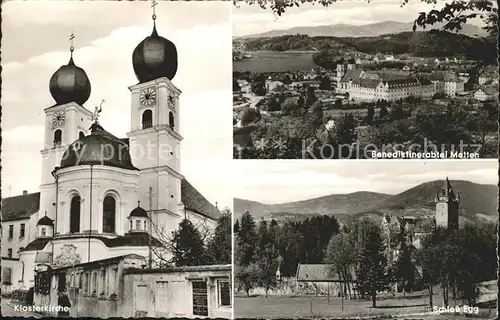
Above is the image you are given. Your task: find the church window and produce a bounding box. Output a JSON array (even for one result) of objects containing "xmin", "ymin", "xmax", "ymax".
[
  {"xmin": 79, "ymin": 273, "xmax": 83, "ymax": 289},
  {"xmin": 144, "ymin": 221, "xmax": 147, "ymax": 230},
  {"xmin": 7, "ymin": 249, "xmax": 12, "ymax": 258},
  {"xmin": 100, "ymin": 270, "xmax": 106, "ymax": 295},
  {"xmin": 41, "ymin": 228, "xmax": 46, "ymax": 236},
  {"xmin": 20, "ymin": 262, "xmax": 25, "ymax": 281},
  {"xmin": 136, "ymin": 220, "xmax": 141, "ymax": 230},
  {"xmin": 20, "ymin": 223, "xmax": 25, "ymax": 237},
  {"xmin": 8, "ymin": 225, "xmax": 13, "ymax": 238},
  {"xmin": 142, "ymin": 109, "xmax": 153, "ymax": 129},
  {"xmin": 79, "ymin": 131, "xmax": 85, "ymax": 139},
  {"xmin": 129, "ymin": 220, "xmax": 132, "ymax": 231},
  {"xmin": 70, "ymin": 195, "xmax": 81, "ymax": 233},
  {"xmin": 92, "ymin": 272, "xmax": 97, "ymax": 294},
  {"xmin": 54, "ymin": 129, "xmax": 62, "ymax": 146},
  {"xmin": 102, "ymin": 196, "xmax": 116, "ymax": 233},
  {"xmin": 169, "ymin": 111, "xmax": 175, "ymax": 129}
]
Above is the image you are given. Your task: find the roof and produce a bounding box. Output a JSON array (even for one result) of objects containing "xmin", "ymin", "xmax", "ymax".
[
  {"xmin": 477, "ymin": 86, "xmax": 499, "ymax": 96},
  {"xmin": 37, "ymin": 216, "xmax": 54, "ymax": 226},
  {"xmin": 181, "ymin": 178, "xmax": 221, "ymax": 220},
  {"xmin": 1, "ymin": 192, "xmax": 40, "ymax": 221},
  {"xmin": 352, "ymin": 78, "xmax": 381, "ymax": 88},
  {"xmin": 340, "ymin": 69, "xmax": 363, "ymax": 83},
  {"xmin": 23, "ymin": 233, "xmax": 163, "ymax": 252},
  {"xmin": 295, "ymin": 264, "xmax": 352, "ymax": 282},
  {"xmin": 129, "ymin": 205, "xmax": 148, "ymax": 218}
]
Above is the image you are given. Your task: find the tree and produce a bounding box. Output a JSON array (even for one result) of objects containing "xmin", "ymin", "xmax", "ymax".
[
  {"xmin": 237, "ymin": 212, "xmax": 258, "ymax": 266},
  {"xmin": 240, "ymin": 107, "xmax": 261, "ymax": 126},
  {"xmin": 365, "ymin": 105, "xmax": 374, "ymax": 125},
  {"xmin": 234, "ymin": 219, "xmax": 240, "ymax": 234},
  {"xmin": 235, "ymin": 263, "xmax": 260, "ymax": 297},
  {"xmin": 319, "ymin": 76, "xmax": 331, "ymax": 90},
  {"xmin": 251, "ymin": 82, "xmax": 266, "ymax": 96},
  {"xmin": 171, "ymin": 219, "xmax": 207, "ymax": 266},
  {"xmin": 305, "ymin": 86, "xmax": 317, "ymax": 107},
  {"xmin": 233, "ymin": 78, "xmax": 241, "ymax": 92},
  {"xmin": 256, "ymin": 219, "xmax": 280, "ymax": 298},
  {"xmin": 206, "ymin": 209, "xmax": 231, "ymax": 264},
  {"xmin": 356, "ymin": 225, "xmax": 389, "ymax": 307},
  {"xmin": 394, "ymin": 240, "xmax": 415, "ymax": 293},
  {"xmin": 325, "ymin": 233, "xmax": 356, "ymax": 299},
  {"xmin": 334, "ymin": 113, "xmax": 357, "ymax": 145},
  {"xmin": 268, "ymin": 96, "xmax": 282, "ymax": 112}
]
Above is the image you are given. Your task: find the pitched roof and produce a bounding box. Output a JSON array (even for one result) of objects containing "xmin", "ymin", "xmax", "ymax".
[
  {"xmin": 1, "ymin": 192, "xmax": 40, "ymax": 221},
  {"xmin": 295, "ymin": 264, "xmax": 353, "ymax": 282},
  {"xmin": 340, "ymin": 69, "xmax": 363, "ymax": 83},
  {"xmin": 352, "ymin": 78, "xmax": 381, "ymax": 88},
  {"xmin": 477, "ymin": 86, "xmax": 499, "ymax": 96},
  {"xmin": 181, "ymin": 178, "xmax": 221, "ymax": 220}
]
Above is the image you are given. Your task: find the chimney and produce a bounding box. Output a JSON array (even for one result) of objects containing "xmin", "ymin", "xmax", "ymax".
[{"xmin": 23, "ymin": 190, "xmax": 28, "ymax": 195}]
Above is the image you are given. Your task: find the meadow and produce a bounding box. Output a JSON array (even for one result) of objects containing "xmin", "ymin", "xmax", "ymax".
[
  {"xmin": 234, "ymin": 293, "xmax": 495, "ymax": 319},
  {"xmin": 233, "ymin": 51, "xmax": 319, "ymax": 73}
]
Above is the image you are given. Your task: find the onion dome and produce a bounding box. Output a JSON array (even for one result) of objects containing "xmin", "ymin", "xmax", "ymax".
[
  {"xmin": 60, "ymin": 122, "xmax": 138, "ymax": 170},
  {"xmin": 132, "ymin": 19, "xmax": 178, "ymax": 83},
  {"xmin": 129, "ymin": 202, "xmax": 148, "ymax": 218},
  {"xmin": 49, "ymin": 55, "xmax": 91, "ymax": 106},
  {"xmin": 37, "ymin": 216, "xmax": 54, "ymax": 227}
]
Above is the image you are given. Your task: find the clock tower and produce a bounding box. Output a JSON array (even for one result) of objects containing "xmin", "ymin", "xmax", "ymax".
[
  {"xmin": 127, "ymin": 9, "xmax": 183, "ymax": 228},
  {"xmin": 40, "ymin": 35, "xmax": 93, "ymax": 234}
]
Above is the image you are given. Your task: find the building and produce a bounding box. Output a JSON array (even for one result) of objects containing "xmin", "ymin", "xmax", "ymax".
[
  {"xmin": 295, "ymin": 264, "xmax": 354, "ymax": 297},
  {"xmin": 435, "ymin": 178, "xmax": 460, "ymax": 230},
  {"xmin": 1, "ymin": 13, "xmax": 222, "ymax": 294},
  {"xmin": 478, "ymin": 66, "xmax": 498, "ymax": 85},
  {"xmin": 474, "ymin": 87, "xmax": 498, "ymax": 101},
  {"xmin": 336, "ymin": 64, "xmax": 362, "ymax": 93},
  {"xmin": 33, "ymin": 255, "xmax": 231, "ymax": 318},
  {"xmin": 349, "ymin": 75, "xmax": 434, "ymax": 102}
]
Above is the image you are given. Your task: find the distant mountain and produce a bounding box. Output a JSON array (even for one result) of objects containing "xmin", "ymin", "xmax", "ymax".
[
  {"xmin": 240, "ymin": 21, "xmax": 488, "ymax": 39},
  {"xmin": 234, "ymin": 180, "xmax": 497, "ymax": 223},
  {"xmin": 234, "ymin": 191, "xmax": 391, "ymax": 221}
]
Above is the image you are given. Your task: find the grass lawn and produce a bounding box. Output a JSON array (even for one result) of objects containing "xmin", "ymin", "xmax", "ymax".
[
  {"xmin": 234, "ymin": 293, "xmax": 496, "ymax": 319},
  {"xmin": 233, "ymin": 51, "xmax": 319, "ymax": 73}
]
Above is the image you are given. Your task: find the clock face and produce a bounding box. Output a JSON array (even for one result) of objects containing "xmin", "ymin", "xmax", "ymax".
[
  {"xmin": 52, "ymin": 111, "xmax": 66, "ymax": 128},
  {"xmin": 140, "ymin": 87, "xmax": 157, "ymax": 106}
]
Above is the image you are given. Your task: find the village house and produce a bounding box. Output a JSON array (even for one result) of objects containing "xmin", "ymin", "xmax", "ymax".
[{"xmin": 474, "ymin": 86, "xmax": 499, "ymax": 102}]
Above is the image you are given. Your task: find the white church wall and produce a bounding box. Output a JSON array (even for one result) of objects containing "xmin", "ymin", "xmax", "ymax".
[{"xmin": 56, "ymin": 165, "xmax": 139, "ymax": 236}]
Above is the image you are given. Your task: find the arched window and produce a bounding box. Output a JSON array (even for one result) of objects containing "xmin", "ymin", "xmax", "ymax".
[
  {"xmin": 70, "ymin": 195, "xmax": 81, "ymax": 233},
  {"xmin": 142, "ymin": 110, "xmax": 153, "ymax": 129},
  {"xmin": 102, "ymin": 196, "xmax": 116, "ymax": 233},
  {"xmin": 79, "ymin": 131, "xmax": 85, "ymax": 139},
  {"xmin": 169, "ymin": 111, "xmax": 175, "ymax": 129},
  {"xmin": 54, "ymin": 129, "xmax": 62, "ymax": 146}
]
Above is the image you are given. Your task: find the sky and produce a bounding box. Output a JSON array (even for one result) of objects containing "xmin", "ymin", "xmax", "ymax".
[
  {"xmin": 233, "ymin": 0, "xmax": 484, "ymax": 37},
  {"xmin": 2, "ymin": 1, "xmax": 233, "ymax": 210},
  {"xmin": 234, "ymin": 160, "xmax": 498, "ymax": 204}
]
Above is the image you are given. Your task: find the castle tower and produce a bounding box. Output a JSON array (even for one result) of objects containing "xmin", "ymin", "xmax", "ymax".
[
  {"xmin": 435, "ymin": 177, "xmax": 460, "ymax": 230},
  {"xmin": 336, "ymin": 64, "xmax": 345, "ymax": 88}
]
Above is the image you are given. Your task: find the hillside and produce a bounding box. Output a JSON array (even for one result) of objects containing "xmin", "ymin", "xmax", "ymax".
[
  {"xmin": 241, "ymin": 31, "xmax": 489, "ymax": 58},
  {"xmin": 241, "ymin": 21, "xmax": 488, "ymax": 39},
  {"xmin": 234, "ymin": 180, "xmax": 497, "ymax": 223},
  {"xmin": 234, "ymin": 191, "xmax": 391, "ymax": 221}
]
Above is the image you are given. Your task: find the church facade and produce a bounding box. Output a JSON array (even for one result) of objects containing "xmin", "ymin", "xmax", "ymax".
[{"xmin": 1, "ymin": 16, "xmax": 221, "ymax": 293}]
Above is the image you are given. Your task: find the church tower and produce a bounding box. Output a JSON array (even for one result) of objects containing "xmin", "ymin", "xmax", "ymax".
[
  {"xmin": 127, "ymin": 4, "xmax": 184, "ymax": 226},
  {"xmin": 435, "ymin": 177, "xmax": 460, "ymax": 230},
  {"xmin": 40, "ymin": 34, "xmax": 93, "ymax": 234}
]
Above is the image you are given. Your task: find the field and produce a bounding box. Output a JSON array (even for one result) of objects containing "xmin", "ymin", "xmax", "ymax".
[
  {"xmin": 233, "ymin": 51, "xmax": 319, "ymax": 73},
  {"xmin": 234, "ymin": 294, "xmax": 496, "ymax": 319}
]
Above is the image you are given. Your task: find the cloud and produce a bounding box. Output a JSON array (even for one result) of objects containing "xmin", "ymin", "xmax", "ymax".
[{"xmin": 2, "ymin": 3, "xmax": 232, "ymax": 207}]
